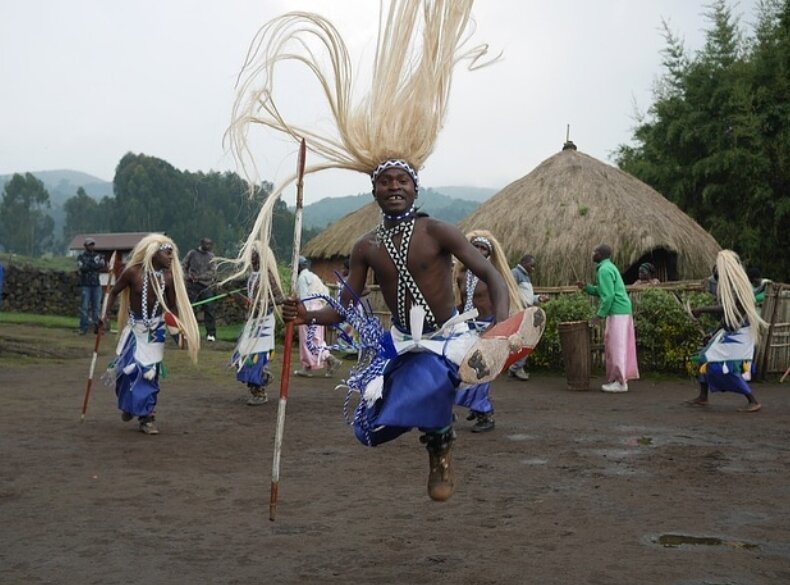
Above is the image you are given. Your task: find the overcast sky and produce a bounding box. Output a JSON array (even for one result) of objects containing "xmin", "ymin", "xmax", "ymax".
[{"xmin": 0, "ymin": 0, "xmax": 761, "ymax": 205}]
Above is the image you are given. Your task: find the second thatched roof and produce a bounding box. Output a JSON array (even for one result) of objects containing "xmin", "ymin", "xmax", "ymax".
[
  {"xmin": 458, "ymin": 146, "xmax": 721, "ymax": 286},
  {"xmin": 303, "ymin": 201, "xmax": 382, "ymax": 260}
]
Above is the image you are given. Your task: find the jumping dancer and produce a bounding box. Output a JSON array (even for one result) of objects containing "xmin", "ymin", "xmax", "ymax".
[{"xmin": 229, "ymin": 1, "xmax": 531, "ymax": 501}]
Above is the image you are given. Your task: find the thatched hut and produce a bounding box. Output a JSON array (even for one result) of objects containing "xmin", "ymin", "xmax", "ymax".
[
  {"xmin": 302, "ymin": 202, "xmax": 382, "ymax": 282},
  {"xmin": 458, "ymin": 143, "xmax": 721, "ymax": 286}
]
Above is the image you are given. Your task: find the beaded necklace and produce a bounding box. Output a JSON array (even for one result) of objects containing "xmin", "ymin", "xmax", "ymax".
[
  {"xmin": 247, "ymin": 271, "xmax": 260, "ymax": 299},
  {"xmin": 463, "ymin": 270, "xmax": 479, "ymax": 313},
  {"xmin": 381, "ymin": 205, "xmax": 416, "ymax": 222},
  {"xmin": 374, "ymin": 215, "xmax": 437, "ymax": 330},
  {"xmin": 130, "ymin": 269, "xmax": 165, "ymax": 330}
]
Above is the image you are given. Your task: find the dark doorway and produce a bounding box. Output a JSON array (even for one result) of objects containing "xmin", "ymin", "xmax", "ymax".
[{"xmin": 622, "ymin": 249, "xmax": 678, "ymax": 284}]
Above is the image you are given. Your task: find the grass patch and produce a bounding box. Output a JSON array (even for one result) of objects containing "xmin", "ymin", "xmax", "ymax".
[
  {"xmin": 0, "ymin": 253, "xmax": 75, "ymax": 271},
  {"xmin": 214, "ymin": 323, "xmax": 246, "ymax": 343},
  {"xmin": 0, "ymin": 311, "xmax": 246, "ymax": 341},
  {"xmin": 0, "ymin": 312, "xmax": 79, "ymax": 329}
]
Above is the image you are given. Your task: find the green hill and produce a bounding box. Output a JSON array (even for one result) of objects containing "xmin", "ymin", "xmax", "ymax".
[
  {"xmin": 300, "ymin": 187, "xmax": 483, "ymax": 229},
  {"xmin": 432, "ymin": 185, "xmax": 497, "ymax": 202},
  {"xmin": 0, "ymin": 170, "xmax": 112, "ymax": 207}
]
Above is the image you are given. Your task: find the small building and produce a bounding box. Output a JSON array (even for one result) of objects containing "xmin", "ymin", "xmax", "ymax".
[{"xmin": 68, "ymin": 232, "xmax": 162, "ymax": 281}]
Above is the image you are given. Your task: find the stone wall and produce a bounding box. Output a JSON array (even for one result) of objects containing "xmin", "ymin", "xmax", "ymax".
[{"xmin": 1, "ymin": 264, "xmax": 247, "ymax": 325}]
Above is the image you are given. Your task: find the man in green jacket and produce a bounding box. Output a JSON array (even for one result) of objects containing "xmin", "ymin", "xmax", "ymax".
[{"xmin": 577, "ymin": 244, "xmax": 639, "ymax": 392}]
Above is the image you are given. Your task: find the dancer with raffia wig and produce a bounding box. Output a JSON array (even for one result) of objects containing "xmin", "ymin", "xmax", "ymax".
[
  {"xmin": 454, "ymin": 230, "xmax": 525, "ymax": 432},
  {"xmin": 231, "ymin": 241, "xmax": 285, "ymax": 406},
  {"xmin": 228, "ymin": 1, "xmax": 541, "ymax": 501},
  {"xmin": 100, "ymin": 234, "xmax": 200, "ymax": 435},
  {"xmin": 687, "ymin": 250, "xmax": 766, "ymax": 413}
]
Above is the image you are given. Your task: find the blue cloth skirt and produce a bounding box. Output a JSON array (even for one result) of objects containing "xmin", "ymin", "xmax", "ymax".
[
  {"xmin": 236, "ymin": 352, "xmax": 271, "ymax": 387},
  {"xmin": 354, "ymin": 351, "xmax": 459, "ymax": 446},
  {"xmin": 114, "ymin": 332, "xmax": 160, "ymax": 417},
  {"xmin": 454, "ymin": 382, "xmax": 493, "ymax": 414}
]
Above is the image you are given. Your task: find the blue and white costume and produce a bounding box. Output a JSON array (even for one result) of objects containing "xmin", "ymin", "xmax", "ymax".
[
  {"xmin": 111, "ymin": 313, "xmax": 166, "ymax": 417},
  {"xmin": 698, "ymin": 324, "xmax": 755, "ymax": 396},
  {"xmin": 323, "ymin": 211, "xmax": 474, "ymax": 446},
  {"xmin": 231, "ymin": 272, "xmax": 275, "ymax": 389},
  {"xmin": 453, "ymin": 269, "xmax": 494, "ymax": 416},
  {"xmin": 107, "ymin": 269, "xmax": 167, "ymax": 418},
  {"xmin": 232, "ymin": 312, "xmax": 275, "ymax": 387},
  {"xmin": 345, "ymin": 305, "xmax": 477, "ymax": 447}
]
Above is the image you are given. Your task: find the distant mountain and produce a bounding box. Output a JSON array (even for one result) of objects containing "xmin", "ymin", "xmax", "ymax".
[
  {"xmin": 432, "ymin": 185, "xmax": 497, "ymax": 203},
  {"xmin": 0, "ymin": 169, "xmax": 113, "ymax": 207},
  {"xmin": 299, "ymin": 187, "xmax": 482, "ymax": 229},
  {"xmin": 301, "ymin": 193, "xmax": 371, "ymax": 229}
]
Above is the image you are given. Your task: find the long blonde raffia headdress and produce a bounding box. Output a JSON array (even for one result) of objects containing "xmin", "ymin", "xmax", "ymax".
[
  {"xmin": 455, "ymin": 229, "xmax": 524, "ymax": 314},
  {"xmin": 118, "ymin": 234, "xmax": 201, "ymax": 363},
  {"xmin": 226, "ymin": 0, "xmax": 497, "ymax": 311},
  {"xmin": 715, "ymin": 250, "xmax": 767, "ymax": 332}
]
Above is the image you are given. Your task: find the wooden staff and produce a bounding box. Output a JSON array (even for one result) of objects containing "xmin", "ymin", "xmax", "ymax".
[
  {"xmin": 80, "ymin": 251, "xmax": 118, "ymax": 422},
  {"xmin": 270, "ymin": 138, "xmax": 306, "ymax": 521}
]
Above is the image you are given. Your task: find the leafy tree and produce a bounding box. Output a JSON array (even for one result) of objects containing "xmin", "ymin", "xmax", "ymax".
[
  {"xmin": 63, "ymin": 187, "xmax": 102, "ymax": 244},
  {"xmin": 616, "ymin": 0, "xmax": 790, "ymax": 280},
  {"xmin": 113, "ymin": 153, "xmax": 190, "ymax": 236},
  {"xmin": 109, "ymin": 152, "xmax": 312, "ymax": 262},
  {"xmin": 0, "ymin": 173, "xmax": 54, "ymax": 255}
]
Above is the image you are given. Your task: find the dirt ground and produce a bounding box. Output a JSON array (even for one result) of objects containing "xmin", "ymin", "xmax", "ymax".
[{"xmin": 1, "ymin": 323, "xmax": 789, "ymax": 585}]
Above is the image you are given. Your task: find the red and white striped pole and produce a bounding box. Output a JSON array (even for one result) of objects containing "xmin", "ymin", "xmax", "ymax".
[{"xmin": 270, "ymin": 138, "xmax": 306, "ymax": 520}]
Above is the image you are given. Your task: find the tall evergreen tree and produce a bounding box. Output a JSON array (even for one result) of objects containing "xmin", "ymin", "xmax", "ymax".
[
  {"xmin": 0, "ymin": 173, "xmax": 55, "ymax": 255},
  {"xmin": 617, "ymin": 0, "xmax": 790, "ymax": 280},
  {"xmin": 63, "ymin": 187, "xmax": 101, "ymax": 244}
]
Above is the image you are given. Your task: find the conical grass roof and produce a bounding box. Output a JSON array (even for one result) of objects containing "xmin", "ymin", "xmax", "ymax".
[
  {"xmin": 458, "ymin": 146, "xmax": 721, "ymax": 286},
  {"xmin": 303, "ymin": 201, "xmax": 381, "ymax": 259}
]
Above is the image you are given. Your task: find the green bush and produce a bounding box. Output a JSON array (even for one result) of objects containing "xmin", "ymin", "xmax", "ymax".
[
  {"xmin": 531, "ymin": 292, "xmax": 595, "ymax": 369},
  {"xmin": 633, "ymin": 288, "xmax": 707, "ymax": 374}
]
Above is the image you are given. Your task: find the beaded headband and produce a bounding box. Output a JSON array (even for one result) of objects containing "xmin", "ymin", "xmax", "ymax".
[
  {"xmin": 470, "ymin": 236, "xmax": 492, "ymax": 252},
  {"xmin": 371, "ymin": 159, "xmax": 420, "ymax": 191}
]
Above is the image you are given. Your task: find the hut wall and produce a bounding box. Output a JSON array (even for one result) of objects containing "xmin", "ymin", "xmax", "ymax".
[{"xmin": 311, "ymin": 259, "xmax": 345, "ymax": 284}]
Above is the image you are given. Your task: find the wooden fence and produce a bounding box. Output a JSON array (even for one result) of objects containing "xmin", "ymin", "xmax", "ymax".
[
  {"xmin": 537, "ymin": 280, "xmax": 708, "ymax": 372},
  {"xmin": 329, "ymin": 279, "xmax": 789, "ymax": 377},
  {"xmin": 754, "ymin": 283, "xmax": 790, "ymax": 378}
]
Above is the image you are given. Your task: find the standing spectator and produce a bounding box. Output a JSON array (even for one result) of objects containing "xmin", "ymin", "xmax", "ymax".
[
  {"xmin": 182, "ymin": 237, "xmax": 217, "ymax": 341},
  {"xmin": 508, "ymin": 254, "xmax": 548, "ymax": 380},
  {"xmin": 77, "ymin": 238, "xmax": 106, "ymax": 335},
  {"xmin": 577, "ymin": 244, "xmax": 639, "ymax": 393},
  {"xmin": 295, "ymin": 256, "xmax": 342, "ymax": 377}
]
